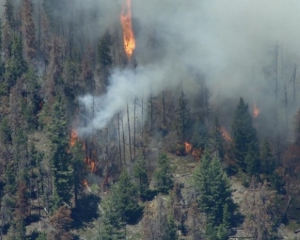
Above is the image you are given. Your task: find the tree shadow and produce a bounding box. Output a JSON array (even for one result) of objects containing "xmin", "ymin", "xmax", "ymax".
[{"xmin": 72, "ymin": 194, "xmax": 100, "ymax": 229}]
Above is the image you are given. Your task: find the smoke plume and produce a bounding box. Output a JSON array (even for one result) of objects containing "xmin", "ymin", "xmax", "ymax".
[{"xmin": 76, "ymin": 0, "xmax": 300, "ymax": 137}]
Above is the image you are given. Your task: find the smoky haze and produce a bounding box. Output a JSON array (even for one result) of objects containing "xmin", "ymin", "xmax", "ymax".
[{"xmin": 77, "ymin": 0, "xmax": 300, "ymax": 138}]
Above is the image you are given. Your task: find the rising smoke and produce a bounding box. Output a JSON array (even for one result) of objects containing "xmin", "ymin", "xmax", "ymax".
[{"xmin": 75, "ymin": 0, "xmax": 300, "ymax": 138}]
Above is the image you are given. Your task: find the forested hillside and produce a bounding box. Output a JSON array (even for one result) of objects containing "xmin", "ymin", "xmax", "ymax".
[{"xmin": 1, "ymin": 0, "xmax": 300, "ymax": 240}]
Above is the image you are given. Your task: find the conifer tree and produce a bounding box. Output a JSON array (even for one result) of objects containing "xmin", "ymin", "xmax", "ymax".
[
  {"xmin": 70, "ymin": 140, "xmax": 85, "ymax": 208},
  {"xmin": 209, "ymin": 116, "xmax": 225, "ymax": 160},
  {"xmin": 5, "ymin": 34, "xmax": 28, "ymax": 89},
  {"xmin": 154, "ymin": 153, "xmax": 173, "ymax": 194},
  {"xmin": 133, "ymin": 157, "xmax": 151, "ymax": 199},
  {"xmin": 98, "ymin": 171, "xmax": 142, "ymax": 239},
  {"xmin": 115, "ymin": 171, "xmax": 142, "ymax": 224},
  {"xmin": 22, "ymin": 0, "xmax": 37, "ymax": 60},
  {"xmin": 193, "ymin": 152, "xmax": 234, "ymax": 239},
  {"xmin": 175, "ymin": 91, "xmax": 191, "ymax": 142},
  {"xmin": 231, "ymin": 98, "xmax": 259, "ymax": 172},
  {"xmin": 48, "ymin": 97, "xmax": 73, "ymax": 210},
  {"xmin": 97, "ymin": 31, "xmax": 113, "ymax": 70},
  {"xmin": 192, "ymin": 115, "xmax": 209, "ymax": 150}
]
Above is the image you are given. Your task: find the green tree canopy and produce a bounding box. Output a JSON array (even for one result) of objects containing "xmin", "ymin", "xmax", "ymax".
[
  {"xmin": 175, "ymin": 91, "xmax": 191, "ymax": 142},
  {"xmin": 193, "ymin": 152, "xmax": 235, "ymax": 239},
  {"xmin": 154, "ymin": 153, "xmax": 173, "ymax": 194},
  {"xmin": 231, "ymin": 98, "xmax": 259, "ymax": 172}
]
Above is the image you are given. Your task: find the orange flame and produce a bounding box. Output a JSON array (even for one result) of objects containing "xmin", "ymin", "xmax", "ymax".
[
  {"xmin": 253, "ymin": 103, "xmax": 260, "ymax": 118},
  {"xmin": 85, "ymin": 157, "xmax": 96, "ymax": 172},
  {"xmin": 70, "ymin": 129, "xmax": 78, "ymax": 147},
  {"xmin": 184, "ymin": 142, "xmax": 192, "ymax": 154},
  {"xmin": 220, "ymin": 126, "xmax": 232, "ymax": 142},
  {"xmin": 120, "ymin": 0, "xmax": 135, "ymax": 59}
]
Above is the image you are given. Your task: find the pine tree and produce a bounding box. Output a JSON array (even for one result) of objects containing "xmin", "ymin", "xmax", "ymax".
[
  {"xmin": 115, "ymin": 171, "xmax": 142, "ymax": 224},
  {"xmin": 231, "ymin": 98, "xmax": 259, "ymax": 172},
  {"xmin": 48, "ymin": 97, "xmax": 73, "ymax": 210},
  {"xmin": 260, "ymin": 139, "xmax": 275, "ymax": 176},
  {"xmin": 167, "ymin": 215, "xmax": 178, "ymax": 240},
  {"xmin": 133, "ymin": 157, "xmax": 151, "ymax": 200},
  {"xmin": 192, "ymin": 115, "xmax": 209, "ymax": 150},
  {"xmin": 209, "ymin": 116, "xmax": 225, "ymax": 160},
  {"xmin": 193, "ymin": 152, "xmax": 234, "ymax": 236},
  {"xmin": 97, "ymin": 31, "xmax": 113, "ymax": 70},
  {"xmin": 4, "ymin": 0, "xmax": 15, "ymax": 30},
  {"xmin": 4, "ymin": 34, "xmax": 28, "ymax": 89},
  {"xmin": 175, "ymin": 91, "xmax": 191, "ymax": 142},
  {"xmin": 22, "ymin": 0, "xmax": 37, "ymax": 60},
  {"xmin": 70, "ymin": 140, "xmax": 86, "ymax": 208},
  {"xmin": 154, "ymin": 153, "xmax": 173, "ymax": 194},
  {"xmin": 98, "ymin": 171, "xmax": 142, "ymax": 238}
]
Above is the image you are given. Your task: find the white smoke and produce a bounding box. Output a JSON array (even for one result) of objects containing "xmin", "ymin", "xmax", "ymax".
[{"xmin": 77, "ymin": 0, "xmax": 300, "ymax": 136}]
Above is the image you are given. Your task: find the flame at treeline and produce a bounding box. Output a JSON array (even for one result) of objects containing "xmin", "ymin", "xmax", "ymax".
[
  {"xmin": 184, "ymin": 142, "xmax": 201, "ymax": 159},
  {"xmin": 70, "ymin": 129, "xmax": 78, "ymax": 147},
  {"xmin": 220, "ymin": 126, "xmax": 232, "ymax": 142},
  {"xmin": 69, "ymin": 129, "xmax": 96, "ymax": 173},
  {"xmin": 120, "ymin": 0, "xmax": 136, "ymax": 59},
  {"xmin": 184, "ymin": 142, "xmax": 192, "ymax": 154},
  {"xmin": 253, "ymin": 103, "xmax": 260, "ymax": 118}
]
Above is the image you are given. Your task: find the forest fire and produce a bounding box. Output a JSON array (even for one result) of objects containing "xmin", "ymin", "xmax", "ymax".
[
  {"xmin": 253, "ymin": 103, "xmax": 260, "ymax": 118},
  {"xmin": 220, "ymin": 126, "xmax": 232, "ymax": 142},
  {"xmin": 184, "ymin": 142, "xmax": 192, "ymax": 154},
  {"xmin": 70, "ymin": 129, "xmax": 78, "ymax": 147},
  {"xmin": 120, "ymin": 0, "xmax": 135, "ymax": 59},
  {"xmin": 85, "ymin": 157, "xmax": 96, "ymax": 172}
]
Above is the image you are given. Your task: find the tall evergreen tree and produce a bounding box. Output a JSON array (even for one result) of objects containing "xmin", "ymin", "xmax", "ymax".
[
  {"xmin": 192, "ymin": 115, "xmax": 209, "ymax": 150},
  {"xmin": 133, "ymin": 157, "xmax": 150, "ymax": 200},
  {"xmin": 97, "ymin": 31, "xmax": 113, "ymax": 70},
  {"xmin": 98, "ymin": 171, "xmax": 142, "ymax": 239},
  {"xmin": 22, "ymin": 0, "xmax": 37, "ymax": 60},
  {"xmin": 231, "ymin": 98, "xmax": 259, "ymax": 172},
  {"xmin": 48, "ymin": 97, "xmax": 73, "ymax": 210},
  {"xmin": 175, "ymin": 91, "xmax": 191, "ymax": 142},
  {"xmin": 154, "ymin": 153, "xmax": 173, "ymax": 194},
  {"xmin": 193, "ymin": 152, "xmax": 234, "ymax": 239},
  {"xmin": 209, "ymin": 116, "xmax": 225, "ymax": 160},
  {"xmin": 4, "ymin": 34, "xmax": 28, "ymax": 89}
]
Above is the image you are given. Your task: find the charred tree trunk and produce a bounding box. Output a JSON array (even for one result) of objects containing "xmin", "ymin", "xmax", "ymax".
[
  {"xmin": 162, "ymin": 91, "xmax": 166, "ymax": 126},
  {"xmin": 148, "ymin": 95, "xmax": 153, "ymax": 134},
  {"xmin": 121, "ymin": 113, "xmax": 126, "ymax": 164},
  {"xmin": 133, "ymin": 98, "xmax": 136, "ymax": 160},
  {"xmin": 118, "ymin": 113, "xmax": 122, "ymax": 168},
  {"xmin": 127, "ymin": 103, "xmax": 132, "ymax": 161}
]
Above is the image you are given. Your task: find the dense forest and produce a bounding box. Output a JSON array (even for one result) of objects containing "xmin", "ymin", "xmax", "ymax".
[{"xmin": 1, "ymin": 0, "xmax": 300, "ymax": 239}]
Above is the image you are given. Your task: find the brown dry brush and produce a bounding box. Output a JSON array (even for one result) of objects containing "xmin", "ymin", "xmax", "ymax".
[
  {"xmin": 242, "ymin": 177, "xmax": 280, "ymax": 240},
  {"xmin": 48, "ymin": 205, "xmax": 74, "ymax": 240}
]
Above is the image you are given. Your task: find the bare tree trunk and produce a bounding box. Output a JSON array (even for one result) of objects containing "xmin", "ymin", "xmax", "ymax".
[
  {"xmin": 162, "ymin": 91, "xmax": 166, "ymax": 126},
  {"xmin": 127, "ymin": 103, "xmax": 132, "ymax": 161},
  {"xmin": 149, "ymin": 95, "xmax": 153, "ymax": 134},
  {"xmin": 121, "ymin": 113, "xmax": 126, "ymax": 165},
  {"xmin": 142, "ymin": 97, "xmax": 144, "ymax": 141},
  {"xmin": 133, "ymin": 98, "xmax": 136, "ymax": 160},
  {"xmin": 118, "ymin": 113, "xmax": 122, "ymax": 168}
]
